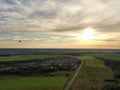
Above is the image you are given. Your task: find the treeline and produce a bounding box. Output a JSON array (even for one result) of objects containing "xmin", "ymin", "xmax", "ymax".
[
  {"xmin": 104, "ymin": 60, "xmax": 120, "ymax": 79},
  {"xmin": 102, "ymin": 85, "xmax": 120, "ymax": 90}
]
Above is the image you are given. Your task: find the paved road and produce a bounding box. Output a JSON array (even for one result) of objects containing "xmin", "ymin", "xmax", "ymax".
[{"xmin": 64, "ymin": 60, "xmax": 84, "ymax": 90}]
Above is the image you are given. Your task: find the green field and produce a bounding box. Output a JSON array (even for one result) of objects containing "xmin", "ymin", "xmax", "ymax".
[
  {"xmin": 94, "ymin": 54, "xmax": 120, "ymax": 61},
  {"xmin": 0, "ymin": 76, "xmax": 67, "ymax": 90},
  {"xmin": 71, "ymin": 55, "xmax": 114, "ymax": 90},
  {"xmin": 0, "ymin": 54, "xmax": 67, "ymax": 62}
]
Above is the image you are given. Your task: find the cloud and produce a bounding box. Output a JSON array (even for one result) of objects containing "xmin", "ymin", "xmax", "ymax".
[
  {"xmin": 0, "ymin": 0, "xmax": 120, "ymax": 48},
  {"xmin": 0, "ymin": 0, "xmax": 119, "ymax": 34},
  {"xmin": 0, "ymin": 33, "xmax": 77, "ymax": 44},
  {"xmin": 94, "ymin": 38, "xmax": 120, "ymax": 42},
  {"xmin": 0, "ymin": 0, "xmax": 120, "ymax": 33}
]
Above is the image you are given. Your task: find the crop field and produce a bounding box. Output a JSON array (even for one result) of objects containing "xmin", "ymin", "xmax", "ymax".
[
  {"xmin": 0, "ymin": 76, "xmax": 67, "ymax": 90},
  {"xmin": 0, "ymin": 54, "xmax": 67, "ymax": 62}
]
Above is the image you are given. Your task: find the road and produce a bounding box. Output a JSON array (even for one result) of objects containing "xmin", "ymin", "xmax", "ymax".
[{"xmin": 64, "ymin": 60, "xmax": 84, "ymax": 90}]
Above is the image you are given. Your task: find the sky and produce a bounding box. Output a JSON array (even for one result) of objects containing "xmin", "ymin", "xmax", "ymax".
[{"xmin": 0, "ymin": 0, "xmax": 120, "ymax": 49}]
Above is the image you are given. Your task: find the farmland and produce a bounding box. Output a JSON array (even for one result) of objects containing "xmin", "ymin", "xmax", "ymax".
[
  {"xmin": 94, "ymin": 54, "xmax": 120, "ymax": 61},
  {"xmin": 0, "ymin": 76, "xmax": 67, "ymax": 90},
  {"xmin": 71, "ymin": 56, "xmax": 113, "ymax": 90},
  {"xmin": 0, "ymin": 54, "xmax": 67, "ymax": 62},
  {"xmin": 0, "ymin": 51, "xmax": 120, "ymax": 90},
  {"xmin": 70, "ymin": 54, "xmax": 120, "ymax": 90}
]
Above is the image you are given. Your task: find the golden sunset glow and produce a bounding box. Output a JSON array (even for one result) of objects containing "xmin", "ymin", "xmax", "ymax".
[{"xmin": 77, "ymin": 28, "xmax": 96, "ymax": 41}]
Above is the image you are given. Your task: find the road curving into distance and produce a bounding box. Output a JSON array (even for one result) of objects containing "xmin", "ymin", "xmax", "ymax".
[{"xmin": 64, "ymin": 60, "xmax": 84, "ymax": 90}]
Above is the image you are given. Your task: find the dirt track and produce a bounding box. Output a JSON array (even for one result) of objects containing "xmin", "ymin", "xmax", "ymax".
[{"xmin": 64, "ymin": 60, "xmax": 84, "ymax": 90}]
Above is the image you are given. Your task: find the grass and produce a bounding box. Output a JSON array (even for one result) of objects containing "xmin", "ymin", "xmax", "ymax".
[
  {"xmin": 71, "ymin": 55, "xmax": 113, "ymax": 90},
  {"xmin": 0, "ymin": 54, "xmax": 67, "ymax": 62},
  {"xmin": 0, "ymin": 76, "xmax": 67, "ymax": 90},
  {"xmin": 95, "ymin": 54, "xmax": 120, "ymax": 61},
  {"xmin": 80, "ymin": 56, "xmax": 107, "ymax": 68},
  {"xmin": 84, "ymin": 53, "xmax": 120, "ymax": 61}
]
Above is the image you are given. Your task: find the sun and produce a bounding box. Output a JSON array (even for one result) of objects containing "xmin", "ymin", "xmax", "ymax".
[{"xmin": 79, "ymin": 28, "xmax": 96, "ymax": 41}]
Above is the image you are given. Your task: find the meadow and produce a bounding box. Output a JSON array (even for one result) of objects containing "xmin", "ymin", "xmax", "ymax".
[
  {"xmin": 0, "ymin": 76, "xmax": 67, "ymax": 90},
  {"xmin": 0, "ymin": 54, "xmax": 67, "ymax": 62},
  {"xmin": 94, "ymin": 54, "xmax": 120, "ymax": 61},
  {"xmin": 71, "ymin": 54, "xmax": 120, "ymax": 90}
]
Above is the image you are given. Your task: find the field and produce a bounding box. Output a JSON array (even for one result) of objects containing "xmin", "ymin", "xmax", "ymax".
[
  {"xmin": 0, "ymin": 54, "xmax": 67, "ymax": 62},
  {"xmin": 70, "ymin": 56, "xmax": 113, "ymax": 90},
  {"xmin": 0, "ymin": 76, "xmax": 67, "ymax": 90},
  {"xmin": 71, "ymin": 54, "xmax": 120, "ymax": 90},
  {"xmin": 94, "ymin": 54, "xmax": 120, "ymax": 61},
  {"xmin": 0, "ymin": 53, "xmax": 120, "ymax": 90}
]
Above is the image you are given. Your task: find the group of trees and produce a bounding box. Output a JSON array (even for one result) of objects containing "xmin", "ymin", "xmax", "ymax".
[
  {"xmin": 104, "ymin": 60, "xmax": 120, "ymax": 79},
  {"xmin": 0, "ymin": 57, "xmax": 81, "ymax": 76},
  {"xmin": 102, "ymin": 85, "xmax": 120, "ymax": 90}
]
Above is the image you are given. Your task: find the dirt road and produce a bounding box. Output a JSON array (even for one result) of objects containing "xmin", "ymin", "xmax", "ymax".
[{"xmin": 64, "ymin": 60, "xmax": 84, "ymax": 90}]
